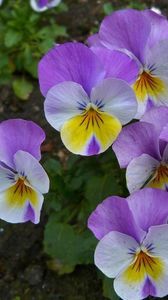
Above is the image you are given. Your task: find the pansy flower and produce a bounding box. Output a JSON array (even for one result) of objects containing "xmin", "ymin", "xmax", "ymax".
[
  {"xmin": 88, "ymin": 9, "xmax": 168, "ymax": 118},
  {"xmin": 113, "ymin": 106, "xmax": 168, "ymax": 193},
  {"xmin": 38, "ymin": 42, "xmax": 138, "ymax": 155},
  {"xmin": 30, "ymin": 0, "xmax": 61, "ymax": 12},
  {"xmin": 0, "ymin": 119, "xmax": 49, "ymax": 224},
  {"xmin": 88, "ymin": 188, "xmax": 168, "ymax": 300}
]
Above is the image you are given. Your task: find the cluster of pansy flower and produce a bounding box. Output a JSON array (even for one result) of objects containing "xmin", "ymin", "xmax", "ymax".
[
  {"xmin": 0, "ymin": 0, "xmax": 61, "ymax": 12},
  {"xmin": 0, "ymin": 119, "xmax": 49, "ymax": 224},
  {"xmin": 1, "ymin": 6, "xmax": 168, "ymax": 300},
  {"xmin": 37, "ymin": 7, "xmax": 168, "ymax": 300}
]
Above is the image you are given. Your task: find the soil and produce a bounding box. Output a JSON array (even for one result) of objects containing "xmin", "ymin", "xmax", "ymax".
[{"xmin": 0, "ymin": 0, "xmax": 168, "ymax": 300}]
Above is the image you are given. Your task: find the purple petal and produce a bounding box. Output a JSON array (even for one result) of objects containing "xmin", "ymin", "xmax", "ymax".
[
  {"xmin": 38, "ymin": 42, "xmax": 105, "ymax": 96},
  {"xmin": 143, "ymin": 9, "xmax": 168, "ymax": 48},
  {"xmin": 112, "ymin": 121, "xmax": 160, "ymax": 168},
  {"xmin": 91, "ymin": 47, "xmax": 140, "ymax": 84},
  {"xmin": 24, "ymin": 203, "xmax": 35, "ymax": 223},
  {"xmin": 87, "ymin": 34, "xmax": 103, "ymax": 47},
  {"xmin": 0, "ymin": 119, "xmax": 45, "ymax": 168},
  {"xmin": 127, "ymin": 188, "xmax": 168, "ymax": 232},
  {"xmin": 87, "ymin": 136, "xmax": 100, "ymax": 155},
  {"xmin": 142, "ymin": 278, "xmax": 156, "ymax": 299},
  {"xmin": 99, "ymin": 9, "xmax": 151, "ymax": 63},
  {"xmin": 88, "ymin": 196, "xmax": 145, "ymax": 243},
  {"xmin": 141, "ymin": 107, "xmax": 168, "ymax": 155},
  {"xmin": 160, "ymin": 123, "xmax": 168, "ymax": 143}
]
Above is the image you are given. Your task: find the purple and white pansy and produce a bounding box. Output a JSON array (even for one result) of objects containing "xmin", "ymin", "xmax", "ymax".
[
  {"xmin": 88, "ymin": 188, "xmax": 168, "ymax": 300},
  {"xmin": 113, "ymin": 106, "xmax": 168, "ymax": 193},
  {"xmin": 0, "ymin": 119, "xmax": 49, "ymax": 224},
  {"xmin": 39, "ymin": 42, "xmax": 138, "ymax": 156},
  {"xmin": 30, "ymin": 0, "xmax": 61, "ymax": 12},
  {"xmin": 88, "ymin": 9, "xmax": 168, "ymax": 118}
]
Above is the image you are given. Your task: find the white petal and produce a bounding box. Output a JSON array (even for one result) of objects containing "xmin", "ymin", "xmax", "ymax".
[
  {"xmin": 0, "ymin": 164, "xmax": 16, "ymax": 192},
  {"xmin": 91, "ymin": 78, "xmax": 137, "ymax": 125},
  {"xmin": 44, "ymin": 81, "xmax": 90, "ymax": 131},
  {"xmin": 126, "ymin": 154, "xmax": 160, "ymax": 193},
  {"xmin": 14, "ymin": 150, "xmax": 49, "ymax": 194},
  {"xmin": 95, "ymin": 231, "xmax": 138, "ymax": 278},
  {"xmin": 0, "ymin": 188, "xmax": 43, "ymax": 224},
  {"xmin": 143, "ymin": 224, "xmax": 168, "ymax": 260}
]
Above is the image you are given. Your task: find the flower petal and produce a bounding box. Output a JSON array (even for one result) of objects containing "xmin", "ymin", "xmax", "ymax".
[
  {"xmin": 44, "ymin": 81, "xmax": 90, "ymax": 131},
  {"xmin": 127, "ymin": 188, "xmax": 168, "ymax": 232},
  {"xmin": 38, "ymin": 42, "xmax": 105, "ymax": 96},
  {"xmin": 30, "ymin": 0, "xmax": 62, "ymax": 12},
  {"xmin": 87, "ymin": 34, "xmax": 103, "ymax": 47},
  {"xmin": 14, "ymin": 150, "xmax": 49, "ymax": 194},
  {"xmin": 141, "ymin": 106, "xmax": 168, "ymax": 135},
  {"xmin": 141, "ymin": 106, "xmax": 168, "ymax": 155},
  {"xmin": 142, "ymin": 225, "xmax": 168, "ymax": 298},
  {"xmin": 88, "ymin": 196, "xmax": 145, "ymax": 242},
  {"xmin": 144, "ymin": 225, "xmax": 168, "ymax": 261},
  {"xmin": 0, "ymin": 164, "xmax": 16, "ymax": 192},
  {"xmin": 99, "ymin": 9, "xmax": 151, "ymax": 62},
  {"xmin": 91, "ymin": 47, "xmax": 140, "ymax": 84},
  {"xmin": 0, "ymin": 185, "xmax": 43, "ymax": 224},
  {"xmin": 145, "ymin": 40, "xmax": 168, "ymax": 78},
  {"xmin": 112, "ymin": 121, "xmax": 160, "ymax": 168},
  {"xmin": 91, "ymin": 78, "xmax": 137, "ymax": 125},
  {"xmin": 95, "ymin": 231, "xmax": 138, "ymax": 279},
  {"xmin": 114, "ymin": 268, "xmax": 154, "ymax": 300},
  {"xmin": 60, "ymin": 110, "xmax": 121, "ymax": 155},
  {"xmin": 0, "ymin": 119, "xmax": 45, "ymax": 168},
  {"xmin": 126, "ymin": 154, "xmax": 160, "ymax": 193},
  {"xmin": 143, "ymin": 10, "xmax": 168, "ymax": 48}
]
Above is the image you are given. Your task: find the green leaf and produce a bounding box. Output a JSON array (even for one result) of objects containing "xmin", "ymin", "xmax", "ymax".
[
  {"xmin": 44, "ymin": 158, "xmax": 62, "ymax": 176},
  {"xmin": 4, "ymin": 30, "xmax": 22, "ymax": 47},
  {"xmin": 103, "ymin": 277, "xmax": 120, "ymax": 300},
  {"xmin": 103, "ymin": 3, "xmax": 114, "ymax": 15},
  {"xmin": 12, "ymin": 78, "xmax": 33, "ymax": 100},
  {"xmin": 44, "ymin": 217, "xmax": 97, "ymax": 274}
]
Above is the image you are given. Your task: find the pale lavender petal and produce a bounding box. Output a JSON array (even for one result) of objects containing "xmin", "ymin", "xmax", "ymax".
[
  {"xmin": 141, "ymin": 106, "xmax": 168, "ymax": 155},
  {"xmin": 112, "ymin": 122, "xmax": 160, "ymax": 168},
  {"xmin": 95, "ymin": 231, "xmax": 138, "ymax": 278},
  {"xmin": 91, "ymin": 47, "xmax": 140, "ymax": 84},
  {"xmin": 143, "ymin": 10, "xmax": 168, "ymax": 48},
  {"xmin": 88, "ymin": 196, "xmax": 145, "ymax": 243},
  {"xmin": 126, "ymin": 154, "xmax": 160, "ymax": 193},
  {"xmin": 14, "ymin": 150, "xmax": 49, "ymax": 194},
  {"xmin": 44, "ymin": 81, "xmax": 90, "ymax": 131},
  {"xmin": 38, "ymin": 42, "xmax": 105, "ymax": 96},
  {"xmin": 30, "ymin": 0, "xmax": 61, "ymax": 12},
  {"xmin": 91, "ymin": 78, "xmax": 137, "ymax": 125},
  {"xmin": 127, "ymin": 188, "xmax": 168, "ymax": 232},
  {"xmin": 0, "ymin": 119, "xmax": 45, "ymax": 168},
  {"xmin": 0, "ymin": 164, "xmax": 16, "ymax": 192},
  {"xmin": 99, "ymin": 9, "xmax": 151, "ymax": 62}
]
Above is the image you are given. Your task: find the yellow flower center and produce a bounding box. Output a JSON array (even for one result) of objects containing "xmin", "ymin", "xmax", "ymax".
[
  {"xmin": 148, "ymin": 163, "xmax": 168, "ymax": 190},
  {"xmin": 123, "ymin": 249, "xmax": 164, "ymax": 283},
  {"xmin": 5, "ymin": 177, "xmax": 38, "ymax": 207},
  {"xmin": 133, "ymin": 70, "xmax": 165, "ymax": 102}
]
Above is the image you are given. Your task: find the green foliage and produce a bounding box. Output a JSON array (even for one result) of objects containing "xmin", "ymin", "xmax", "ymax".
[
  {"xmin": 12, "ymin": 78, "xmax": 33, "ymax": 100},
  {"xmin": 103, "ymin": 3, "xmax": 114, "ymax": 15},
  {"xmin": 0, "ymin": 0, "xmax": 67, "ymax": 98},
  {"xmin": 103, "ymin": 277, "xmax": 120, "ymax": 300},
  {"xmin": 43, "ymin": 150, "xmax": 127, "ymax": 275}
]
